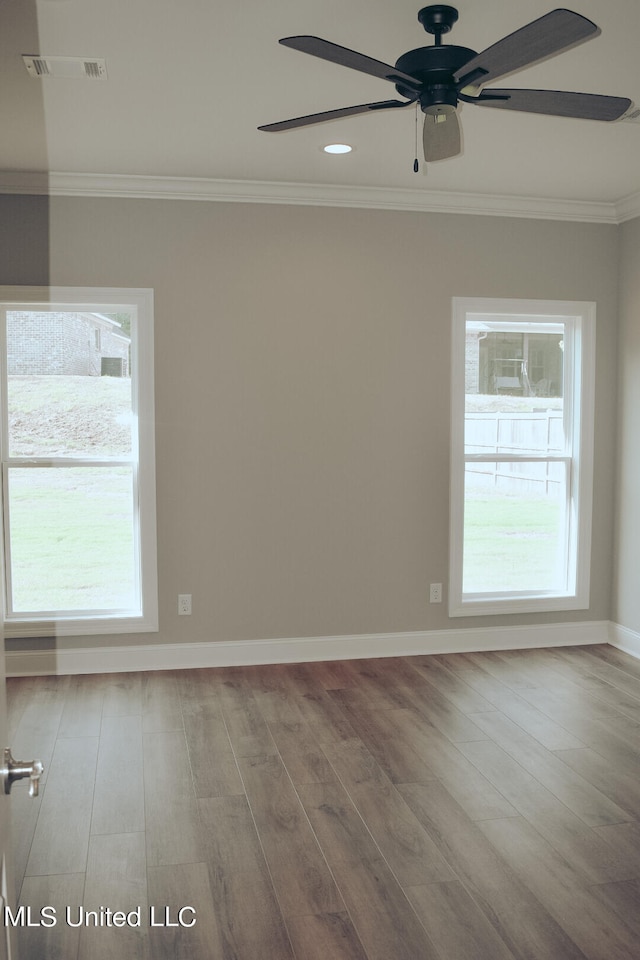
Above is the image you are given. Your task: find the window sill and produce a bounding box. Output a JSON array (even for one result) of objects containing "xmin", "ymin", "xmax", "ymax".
[
  {"xmin": 4, "ymin": 613, "xmax": 158, "ymax": 639},
  {"xmin": 449, "ymin": 591, "xmax": 589, "ymax": 617}
]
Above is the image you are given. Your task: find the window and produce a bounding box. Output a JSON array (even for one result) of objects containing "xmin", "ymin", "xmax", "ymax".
[
  {"xmin": 449, "ymin": 298, "xmax": 595, "ymax": 616},
  {"xmin": 0, "ymin": 287, "xmax": 157, "ymax": 636}
]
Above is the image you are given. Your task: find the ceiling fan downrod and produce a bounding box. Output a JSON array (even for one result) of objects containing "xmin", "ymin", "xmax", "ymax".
[{"xmin": 417, "ymin": 5, "xmax": 459, "ymax": 46}]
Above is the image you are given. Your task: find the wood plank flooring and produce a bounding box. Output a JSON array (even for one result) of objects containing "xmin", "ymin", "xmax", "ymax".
[{"xmin": 6, "ymin": 644, "xmax": 640, "ymax": 960}]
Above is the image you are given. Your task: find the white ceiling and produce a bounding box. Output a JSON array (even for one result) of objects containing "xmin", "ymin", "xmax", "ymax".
[{"xmin": 2, "ymin": 0, "xmax": 639, "ymax": 213}]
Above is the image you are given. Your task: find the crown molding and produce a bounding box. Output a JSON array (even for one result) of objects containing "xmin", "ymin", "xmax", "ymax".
[
  {"xmin": 614, "ymin": 191, "xmax": 640, "ymax": 223},
  {"xmin": 0, "ymin": 170, "xmax": 636, "ymax": 224}
]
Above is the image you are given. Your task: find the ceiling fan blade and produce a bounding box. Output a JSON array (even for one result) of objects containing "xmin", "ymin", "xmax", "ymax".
[
  {"xmin": 279, "ymin": 36, "xmax": 422, "ymax": 91},
  {"xmin": 454, "ymin": 9, "xmax": 599, "ymax": 91},
  {"xmin": 465, "ymin": 88, "xmax": 633, "ymax": 121},
  {"xmin": 423, "ymin": 109, "xmax": 461, "ymax": 161},
  {"xmin": 258, "ymin": 98, "xmax": 416, "ymax": 132}
]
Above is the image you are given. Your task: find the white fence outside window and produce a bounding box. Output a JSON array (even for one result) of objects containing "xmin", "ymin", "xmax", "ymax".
[{"xmin": 465, "ymin": 410, "xmax": 564, "ymax": 496}]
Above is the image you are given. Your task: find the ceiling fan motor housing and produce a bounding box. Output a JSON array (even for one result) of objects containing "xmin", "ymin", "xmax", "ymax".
[{"xmin": 394, "ymin": 45, "xmax": 476, "ymax": 110}]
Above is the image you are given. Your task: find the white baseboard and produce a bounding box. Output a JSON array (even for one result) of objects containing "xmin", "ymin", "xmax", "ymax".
[
  {"xmin": 4, "ymin": 619, "xmax": 610, "ymax": 677},
  {"xmin": 608, "ymin": 622, "xmax": 640, "ymax": 660}
]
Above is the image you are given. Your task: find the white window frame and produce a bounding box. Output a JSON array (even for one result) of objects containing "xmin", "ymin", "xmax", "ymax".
[
  {"xmin": 449, "ymin": 297, "xmax": 595, "ymax": 617},
  {"xmin": 0, "ymin": 286, "xmax": 158, "ymax": 637}
]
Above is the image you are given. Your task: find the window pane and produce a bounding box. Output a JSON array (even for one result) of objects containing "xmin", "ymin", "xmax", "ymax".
[
  {"xmin": 7, "ymin": 466, "xmax": 137, "ymax": 613},
  {"xmin": 7, "ymin": 310, "xmax": 132, "ymax": 458},
  {"xmin": 463, "ymin": 462, "xmax": 567, "ymax": 594},
  {"xmin": 465, "ymin": 323, "xmax": 564, "ymax": 454}
]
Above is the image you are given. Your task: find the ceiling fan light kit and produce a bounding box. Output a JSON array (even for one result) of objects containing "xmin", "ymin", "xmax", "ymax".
[{"xmin": 258, "ymin": 6, "xmax": 633, "ymax": 163}]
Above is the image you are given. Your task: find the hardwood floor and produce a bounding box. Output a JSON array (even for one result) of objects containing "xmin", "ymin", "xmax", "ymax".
[{"xmin": 6, "ymin": 644, "xmax": 640, "ymax": 960}]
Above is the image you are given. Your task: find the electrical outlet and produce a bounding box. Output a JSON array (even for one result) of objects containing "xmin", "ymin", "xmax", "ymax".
[
  {"xmin": 429, "ymin": 583, "xmax": 443, "ymax": 604},
  {"xmin": 178, "ymin": 594, "xmax": 192, "ymax": 615}
]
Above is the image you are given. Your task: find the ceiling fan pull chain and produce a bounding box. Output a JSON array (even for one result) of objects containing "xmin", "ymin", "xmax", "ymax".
[{"xmin": 413, "ymin": 102, "xmax": 420, "ymax": 173}]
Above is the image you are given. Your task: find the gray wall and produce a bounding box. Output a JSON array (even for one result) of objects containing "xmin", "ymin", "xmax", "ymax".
[
  {"xmin": 613, "ymin": 217, "xmax": 640, "ymax": 632},
  {"xmin": 0, "ymin": 195, "xmax": 621, "ymax": 653}
]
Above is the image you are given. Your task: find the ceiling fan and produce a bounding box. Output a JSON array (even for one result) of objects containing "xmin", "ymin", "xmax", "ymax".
[{"xmin": 258, "ymin": 6, "xmax": 633, "ymax": 162}]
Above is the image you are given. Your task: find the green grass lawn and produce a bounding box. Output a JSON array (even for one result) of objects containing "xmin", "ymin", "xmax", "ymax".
[
  {"xmin": 8, "ymin": 467, "xmax": 137, "ymax": 613},
  {"xmin": 8, "ymin": 375, "xmax": 132, "ymax": 457},
  {"xmin": 463, "ymin": 488, "xmax": 564, "ymax": 593},
  {"xmin": 6, "ymin": 376, "xmax": 137, "ymax": 614}
]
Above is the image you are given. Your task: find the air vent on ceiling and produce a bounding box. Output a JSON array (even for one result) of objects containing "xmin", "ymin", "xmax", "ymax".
[{"xmin": 22, "ymin": 55, "xmax": 107, "ymax": 79}]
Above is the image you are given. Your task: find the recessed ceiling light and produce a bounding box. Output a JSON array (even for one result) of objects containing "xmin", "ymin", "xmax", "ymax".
[{"xmin": 323, "ymin": 143, "xmax": 353, "ymax": 155}]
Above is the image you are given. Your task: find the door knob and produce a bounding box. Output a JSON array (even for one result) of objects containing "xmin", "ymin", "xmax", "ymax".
[{"xmin": 2, "ymin": 748, "xmax": 44, "ymax": 797}]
